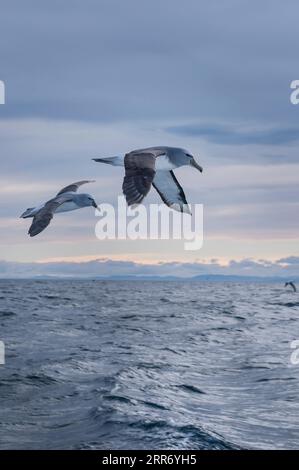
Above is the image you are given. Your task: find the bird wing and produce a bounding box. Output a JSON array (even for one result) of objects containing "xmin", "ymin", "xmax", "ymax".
[
  {"xmin": 122, "ymin": 151, "xmax": 158, "ymax": 205},
  {"xmin": 56, "ymin": 180, "xmax": 95, "ymax": 196},
  {"xmin": 153, "ymin": 170, "xmax": 190, "ymax": 214},
  {"xmin": 28, "ymin": 195, "xmax": 72, "ymax": 237}
]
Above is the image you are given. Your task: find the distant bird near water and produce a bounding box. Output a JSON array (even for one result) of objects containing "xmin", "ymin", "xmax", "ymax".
[
  {"xmin": 93, "ymin": 146, "xmax": 203, "ymax": 213},
  {"xmin": 285, "ymin": 281, "xmax": 297, "ymax": 292},
  {"xmin": 20, "ymin": 181, "xmax": 97, "ymax": 237}
]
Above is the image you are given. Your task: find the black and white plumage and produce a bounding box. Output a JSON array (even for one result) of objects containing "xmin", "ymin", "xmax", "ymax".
[
  {"xmin": 152, "ymin": 170, "xmax": 190, "ymax": 214},
  {"xmin": 122, "ymin": 152, "xmax": 156, "ymax": 206},
  {"xmin": 20, "ymin": 180, "xmax": 97, "ymax": 237},
  {"xmin": 93, "ymin": 146, "xmax": 203, "ymax": 213}
]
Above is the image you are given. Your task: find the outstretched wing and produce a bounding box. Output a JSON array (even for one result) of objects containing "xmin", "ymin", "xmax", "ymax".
[
  {"xmin": 153, "ymin": 171, "xmax": 190, "ymax": 214},
  {"xmin": 122, "ymin": 152, "xmax": 157, "ymax": 206},
  {"xmin": 28, "ymin": 196, "xmax": 72, "ymax": 237},
  {"xmin": 56, "ymin": 180, "xmax": 95, "ymax": 196}
]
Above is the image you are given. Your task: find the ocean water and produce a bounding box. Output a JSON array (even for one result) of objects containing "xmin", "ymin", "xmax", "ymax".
[{"xmin": 0, "ymin": 279, "xmax": 298, "ymax": 450}]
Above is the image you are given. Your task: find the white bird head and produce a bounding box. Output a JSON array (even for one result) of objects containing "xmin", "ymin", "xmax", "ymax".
[
  {"xmin": 75, "ymin": 193, "xmax": 98, "ymax": 208},
  {"xmin": 183, "ymin": 149, "xmax": 203, "ymax": 173}
]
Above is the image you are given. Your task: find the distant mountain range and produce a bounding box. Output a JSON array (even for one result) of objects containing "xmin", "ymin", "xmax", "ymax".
[{"xmin": 1, "ymin": 274, "xmax": 298, "ymax": 283}]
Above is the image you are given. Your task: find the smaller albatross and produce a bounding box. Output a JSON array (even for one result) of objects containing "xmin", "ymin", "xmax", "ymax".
[
  {"xmin": 285, "ymin": 281, "xmax": 297, "ymax": 292},
  {"xmin": 20, "ymin": 180, "xmax": 97, "ymax": 237},
  {"xmin": 93, "ymin": 146, "xmax": 203, "ymax": 213}
]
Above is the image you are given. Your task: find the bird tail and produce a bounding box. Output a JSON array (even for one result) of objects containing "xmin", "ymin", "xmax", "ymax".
[{"xmin": 92, "ymin": 156, "xmax": 124, "ymax": 167}]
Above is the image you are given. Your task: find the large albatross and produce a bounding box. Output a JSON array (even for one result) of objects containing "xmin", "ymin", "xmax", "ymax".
[
  {"xmin": 20, "ymin": 180, "xmax": 97, "ymax": 237},
  {"xmin": 93, "ymin": 146, "xmax": 203, "ymax": 213}
]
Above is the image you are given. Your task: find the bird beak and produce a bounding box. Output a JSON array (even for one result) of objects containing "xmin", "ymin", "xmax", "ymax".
[
  {"xmin": 190, "ymin": 157, "xmax": 203, "ymax": 173},
  {"xmin": 92, "ymin": 200, "xmax": 98, "ymax": 208}
]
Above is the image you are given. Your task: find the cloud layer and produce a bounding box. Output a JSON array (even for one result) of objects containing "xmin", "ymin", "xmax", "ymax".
[
  {"xmin": 1, "ymin": 0, "xmax": 298, "ymax": 124},
  {"xmin": 1, "ymin": 257, "xmax": 299, "ymax": 279},
  {"xmin": 167, "ymin": 124, "xmax": 299, "ymax": 146}
]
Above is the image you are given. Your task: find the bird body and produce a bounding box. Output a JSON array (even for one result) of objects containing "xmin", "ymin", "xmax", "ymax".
[
  {"xmin": 21, "ymin": 195, "xmax": 95, "ymax": 218},
  {"xmin": 155, "ymin": 154, "xmax": 177, "ymax": 171},
  {"xmin": 21, "ymin": 181, "xmax": 97, "ymax": 237},
  {"xmin": 92, "ymin": 154, "xmax": 176, "ymax": 170},
  {"xmin": 93, "ymin": 146, "xmax": 203, "ymax": 213},
  {"xmin": 55, "ymin": 197, "xmax": 85, "ymax": 213}
]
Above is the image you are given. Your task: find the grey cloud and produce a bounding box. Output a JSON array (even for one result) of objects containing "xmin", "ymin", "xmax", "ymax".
[
  {"xmin": 0, "ymin": 0, "xmax": 298, "ymax": 124},
  {"xmin": 167, "ymin": 124, "xmax": 299, "ymax": 146},
  {"xmin": 277, "ymin": 256, "xmax": 299, "ymax": 265}
]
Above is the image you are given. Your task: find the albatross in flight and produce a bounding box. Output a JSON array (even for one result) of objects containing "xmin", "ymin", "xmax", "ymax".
[
  {"xmin": 93, "ymin": 146, "xmax": 203, "ymax": 213},
  {"xmin": 285, "ymin": 281, "xmax": 297, "ymax": 292},
  {"xmin": 20, "ymin": 180, "xmax": 97, "ymax": 237}
]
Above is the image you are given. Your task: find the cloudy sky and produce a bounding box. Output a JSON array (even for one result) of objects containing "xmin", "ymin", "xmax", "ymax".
[{"xmin": 0, "ymin": 0, "xmax": 299, "ymax": 277}]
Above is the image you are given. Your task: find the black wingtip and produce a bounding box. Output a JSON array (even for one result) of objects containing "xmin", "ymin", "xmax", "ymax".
[{"xmin": 28, "ymin": 228, "xmax": 38, "ymax": 237}]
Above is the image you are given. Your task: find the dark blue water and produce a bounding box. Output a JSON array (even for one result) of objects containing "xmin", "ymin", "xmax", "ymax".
[{"xmin": 0, "ymin": 280, "xmax": 298, "ymax": 449}]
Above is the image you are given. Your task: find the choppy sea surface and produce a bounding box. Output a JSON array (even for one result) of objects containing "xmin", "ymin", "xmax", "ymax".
[{"xmin": 0, "ymin": 280, "xmax": 298, "ymax": 450}]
